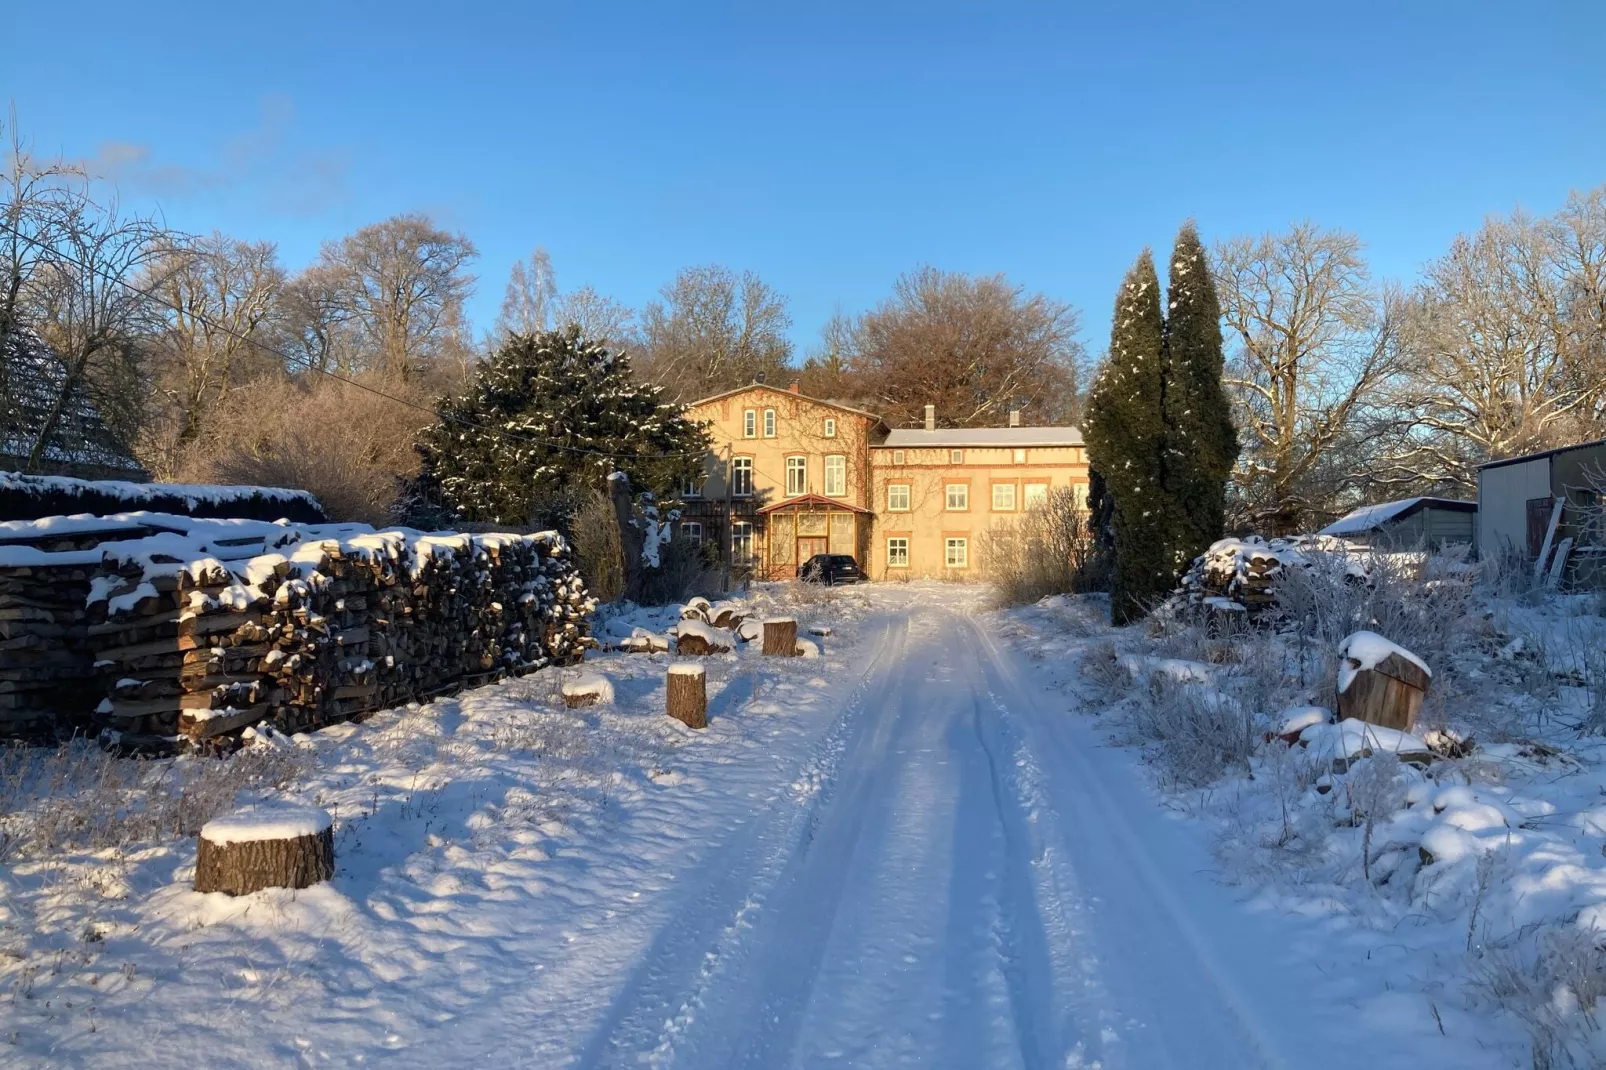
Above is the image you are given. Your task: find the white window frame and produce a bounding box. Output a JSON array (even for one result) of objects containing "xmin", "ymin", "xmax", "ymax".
[
  {"xmin": 824, "ymin": 454, "xmax": 846, "ymax": 497},
  {"xmin": 681, "ymin": 521, "xmax": 703, "ymax": 545},
  {"xmin": 992, "ymin": 483, "xmax": 1016, "ymax": 511},
  {"xmin": 945, "ymin": 537, "xmax": 968, "ymax": 569},
  {"xmin": 732, "ymin": 457, "xmax": 753, "ymax": 497},
  {"xmin": 950, "ymin": 449, "xmax": 964, "ymax": 464},
  {"xmin": 731, "ymin": 521, "xmax": 754, "ymax": 565},
  {"xmin": 785, "ymin": 456, "xmax": 807, "ymax": 497},
  {"xmin": 945, "ymin": 483, "xmax": 968, "ymax": 511},
  {"xmin": 886, "ymin": 537, "xmax": 909, "ymax": 568},
  {"xmin": 891, "ymin": 450, "xmax": 905, "ymax": 465},
  {"xmin": 824, "ymin": 417, "xmax": 837, "ymax": 438},
  {"xmin": 886, "ymin": 484, "xmax": 910, "ymax": 512},
  {"xmin": 1024, "ymin": 482, "xmax": 1049, "ymax": 510},
  {"xmin": 763, "ymin": 408, "xmax": 776, "ymax": 438},
  {"xmin": 682, "ymin": 477, "xmax": 702, "ymax": 498},
  {"xmin": 743, "ymin": 409, "xmax": 756, "ymax": 438}
]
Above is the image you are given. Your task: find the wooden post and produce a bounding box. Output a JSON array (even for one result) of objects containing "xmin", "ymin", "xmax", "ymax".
[
  {"xmin": 667, "ymin": 663, "xmax": 707, "ymax": 728},
  {"xmin": 195, "ymin": 805, "xmax": 334, "ymax": 896},
  {"xmin": 762, "ymin": 617, "xmax": 798, "ymax": 657}
]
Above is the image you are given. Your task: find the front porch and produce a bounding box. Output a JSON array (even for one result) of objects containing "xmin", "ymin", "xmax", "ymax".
[{"xmin": 755, "ymin": 494, "xmax": 870, "ymax": 581}]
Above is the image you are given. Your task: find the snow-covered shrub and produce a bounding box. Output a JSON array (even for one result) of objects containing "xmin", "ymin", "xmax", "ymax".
[
  {"xmin": 1469, "ymin": 926, "xmax": 1606, "ymax": 1069},
  {"xmin": 1126, "ymin": 673, "xmax": 1257, "ymax": 789},
  {"xmin": 981, "ymin": 488, "xmax": 1107, "ymax": 606},
  {"xmin": 570, "ymin": 489, "xmax": 626, "ymax": 603},
  {"xmin": 1079, "ymin": 639, "xmax": 1128, "ymax": 690}
]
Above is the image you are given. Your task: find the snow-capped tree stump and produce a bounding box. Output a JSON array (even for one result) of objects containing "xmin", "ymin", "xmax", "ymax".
[
  {"xmin": 762, "ymin": 617, "xmax": 798, "ymax": 657},
  {"xmin": 561, "ymin": 672, "xmax": 614, "ymax": 709},
  {"xmin": 666, "ymin": 663, "xmax": 707, "ymax": 729},
  {"xmin": 1336, "ymin": 631, "xmax": 1431, "ymax": 733},
  {"xmin": 195, "ymin": 805, "xmax": 334, "ymax": 896},
  {"xmin": 675, "ymin": 620, "xmax": 732, "ymax": 656},
  {"xmin": 708, "ymin": 603, "xmax": 744, "ymax": 630}
]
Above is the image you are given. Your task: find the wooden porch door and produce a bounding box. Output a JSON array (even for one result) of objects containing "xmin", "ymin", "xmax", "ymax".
[{"xmin": 798, "ymin": 537, "xmax": 828, "ymax": 563}]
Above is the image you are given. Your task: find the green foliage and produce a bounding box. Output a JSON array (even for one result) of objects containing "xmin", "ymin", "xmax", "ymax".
[
  {"xmin": 410, "ymin": 328, "xmax": 709, "ymax": 528},
  {"xmin": 1163, "ymin": 223, "xmax": 1239, "ymax": 569},
  {"xmin": 1084, "ymin": 251, "xmax": 1175, "ymax": 624}
]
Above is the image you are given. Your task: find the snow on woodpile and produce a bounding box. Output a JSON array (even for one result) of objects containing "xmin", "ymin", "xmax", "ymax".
[
  {"xmin": 1173, "ymin": 534, "xmax": 1366, "ymax": 615},
  {"xmin": 0, "ymin": 517, "xmax": 596, "ymax": 746},
  {"xmin": 0, "ymin": 471, "xmax": 328, "ymax": 524}
]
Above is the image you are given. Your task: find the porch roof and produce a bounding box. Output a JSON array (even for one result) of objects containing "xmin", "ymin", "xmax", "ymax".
[{"xmin": 755, "ymin": 493, "xmax": 870, "ymax": 515}]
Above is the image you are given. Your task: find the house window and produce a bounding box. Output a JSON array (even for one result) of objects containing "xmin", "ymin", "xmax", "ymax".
[
  {"xmin": 824, "ymin": 418, "xmax": 836, "ymax": 438},
  {"xmin": 946, "ymin": 484, "xmax": 968, "ymax": 511},
  {"xmin": 786, "ymin": 456, "xmax": 807, "ymax": 496},
  {"xmin": 992, "ymin": 483, "xmax": 1016, "ymax": 511},
  {"xmin": 887, "ymin": 484, "xmax": 910, "ymax": 511},
  {"xmin": 682, "ymin": 477, "xmax": 702, "ymax": 498},
  {"xmin": 1024, "ymin": 483, "xmax": 1048, "ymax": 510},
  {"xmin": 1013, "ymin": 448, "xmax": 1027, "ymax": 464},
  {"xmin": 892, "ymin": 450, "xmax": 905, "ymax": 465},
  {"xmin": 732, "ymin": 457, "xmax": 753, "ymax": 497},
  {"xmin": 945, "ymin": 537, "xmax": 968, "ymax": 569},
  {"xmin": 763, "ymin": 409, "xmax": 776, "ymax": 438},
  {"xmin": 887, "ymin": 537, "xmax": 909, "ymax": 568},
  {"xmin": 681, "ymin": 521, "xmax": 703, "ymax": 545},
  {"xmin": 950, "ymin": 449, "xmax": 964, "ymax": 464},
  {"xmin": 731, "ymin": 521, "xmax": 754, "ymax": 564},
  {"xmin": 824, "ymin": 455, "xmax": 846, "ymax": 497},
  {"xmin": 743, "ymin": 410, "xmax": 756, "ymax": 438}
]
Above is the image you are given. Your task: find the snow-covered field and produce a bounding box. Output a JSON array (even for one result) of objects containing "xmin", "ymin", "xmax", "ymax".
[{"xmin": 2, "ymin": 578, "xmax": 1602, "ymax": 1066}]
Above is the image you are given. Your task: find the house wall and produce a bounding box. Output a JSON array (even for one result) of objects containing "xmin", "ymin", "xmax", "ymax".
[
  {"xmin": 682, "ymin": 386, "xmax": 879, "ymax": 570},
  {"xmin": 1478, "ymin": 458, "xmax": 1551, "ymax": 559},
  {"xmin": 868, "ymin": 445, "xmax": 1090, "ymax": 579}
]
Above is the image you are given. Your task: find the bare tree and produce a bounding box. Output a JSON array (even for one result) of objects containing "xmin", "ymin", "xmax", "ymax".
[
  {"xmin": 551, "ymin": 284, "xmax": 633, "ymax": 345},
  {"xmin": 842, "ymin": 267, "xmax": 1083, "ymax": 428},
  {"xmin": 138, "ymin": 233, "xmax": 285, "ymax": 477},
  {"xmin": 493, "ymin": 246, "xmax": 557, "ymax": 342},
  {"xmin": 274, "ymin": 264, "xmax": 358, "ymax": 375},
  {"xmin": 308, "ymin": 214, "xmax": 477, "ymax": 381},
  {"xmin": 1214, "ymin": 224, "xmax": 1402, "ymax": 533},
  {"xmin": 636, "ymin": 265, "xmax": 793, "ymax": 402}
]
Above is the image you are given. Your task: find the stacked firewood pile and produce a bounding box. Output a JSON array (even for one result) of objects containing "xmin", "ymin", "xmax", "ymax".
[
  {"xmin": 1173, "ymin": 535, "xmax": 1364, "ymax": 616},
  {"xmin": 0, "ymin": 554, "xmax": 101, "ymax": 738},
  {"xmin": 0, "ymin": 519, "xmax": 595, "ymax": 749}
]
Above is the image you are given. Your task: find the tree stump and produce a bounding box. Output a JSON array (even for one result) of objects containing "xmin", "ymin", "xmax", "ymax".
[
  {"xmin": 1336, "ymin": 632, "xmax": 1431, "ymax": 732},
  {"xmin": 675, "ymin": 620, "xmax": 731, "ymax": 656},
  {"xmin": 195, "ymin": 804, "xmax": 334, "ymax": 896},
  {"xmin": 561, "ymin": 672, "xmax": 613, "ymax": 708},
  {"xmin": 762, "ymin": 617, "xmax": 798, "ymax": 657},
  {"xmin": 667, "ymin": 664, "xmax": 707, "ymax": 729}
]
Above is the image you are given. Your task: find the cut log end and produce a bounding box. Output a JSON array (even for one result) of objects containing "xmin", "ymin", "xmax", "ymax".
[
  {"xmin": 761, "ymin": 617, "xmax": 798, "ymax": 657},
  {"xmin": 195, "ymin": 805, "xmax": 334, "ymax": 896},
  {"xmin": 666, "ymin": 664, "xmax": 707, "ymax": 729}
]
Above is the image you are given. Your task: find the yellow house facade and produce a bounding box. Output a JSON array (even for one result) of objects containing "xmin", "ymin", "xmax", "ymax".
[{"xmin": 682, "ymin": 385, "xmax": 1089, "ymax": 582}]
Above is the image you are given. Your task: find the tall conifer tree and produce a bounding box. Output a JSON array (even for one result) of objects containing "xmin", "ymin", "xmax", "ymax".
[
  {"xmin": 1162, "ymin": 223, "xmax": 1239, "ymax": 569},
  {"xmin": 1083, "ymin": 251, "xmax": 1172, "ymax": 625}
]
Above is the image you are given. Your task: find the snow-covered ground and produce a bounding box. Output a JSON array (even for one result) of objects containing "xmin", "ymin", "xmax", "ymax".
[{"xmin": 1, "ymin": 580, "xmax": 1595, "ymax": 1066}]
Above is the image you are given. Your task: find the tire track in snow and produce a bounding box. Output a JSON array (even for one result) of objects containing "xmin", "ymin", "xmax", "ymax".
[
  {"xmin": 572, "ymin": 614, "xmax": 911, "ymax": 1069},
  {"xmin": 965, "ymin": 616, "xmax": 1291, "ymax": 1070}
]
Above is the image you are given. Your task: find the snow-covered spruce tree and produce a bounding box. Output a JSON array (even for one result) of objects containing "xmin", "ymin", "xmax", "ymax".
[
  {"xmin": 1084, "ymin": 251, "xmax": 1174, "ymax": 625},
  {"xmin": 410, "ymin": 328, "xmax": 709, "ymax": 527},
  {"xmin": 1162, "ymin": 223, "xmax": 1238, "ymax": 570}
]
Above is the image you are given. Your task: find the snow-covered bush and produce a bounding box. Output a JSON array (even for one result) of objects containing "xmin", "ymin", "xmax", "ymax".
[
  {"xmin": 1125, "ymin": 673, "xmax": 1257, "ymax": 789},
  {"xmin": 981, "ymin": 487, "xmax": 1108, "ymax": 606}
]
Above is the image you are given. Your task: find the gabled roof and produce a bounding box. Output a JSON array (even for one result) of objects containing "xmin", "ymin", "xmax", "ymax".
[
  {"xmin": 685, "ymin": 383, "xmax": 887, "ymax": 426},
  {"xmin": 1478, "ymin": 437, "xmax": 1606, "ymax": 472},
  {"xmin": 1319, "ymin": 496, "xmax": 1476, "ymax": 537},
  {"xmin": 879, "ymin": 426, "xmax": 1084, "ymax": 449},
  {"xmin": 755, "ymin": 493, "xmax": 870, "ymax": 515}
]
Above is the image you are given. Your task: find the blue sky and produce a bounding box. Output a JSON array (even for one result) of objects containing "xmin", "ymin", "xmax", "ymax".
[{"xmin": 9, "ymin": 1, "xmax": 1605, "ymax": 359}]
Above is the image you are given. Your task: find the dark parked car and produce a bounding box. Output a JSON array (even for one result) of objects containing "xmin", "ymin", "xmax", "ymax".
[{"xmin": 798, "ymin": 554, "xmax": 863, "ymax": 585}]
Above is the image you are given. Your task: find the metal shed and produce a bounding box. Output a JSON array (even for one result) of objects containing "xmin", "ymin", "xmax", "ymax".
[
  {"xmin": 1477, "ymin": 438, "xmax": 1606, "ymax": 587},
  {"xmin": 1319, "ymin": 497, "xmax": 1477, "ymax": 549}
]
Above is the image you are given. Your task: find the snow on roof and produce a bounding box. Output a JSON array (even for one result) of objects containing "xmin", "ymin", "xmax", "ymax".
[
  {"xmin": 1318, "ymin": 497, "xmax": 1474, "ymax": 537},
  {"xmin": 879, "ymin": 426, "xmax": 1084, "ymax": 449}
]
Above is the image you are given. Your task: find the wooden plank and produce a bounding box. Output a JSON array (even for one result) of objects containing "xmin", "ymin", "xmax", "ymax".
[{"xmin": 1534, "ymin": 496, "xmax": 1564, "ymax": 581}]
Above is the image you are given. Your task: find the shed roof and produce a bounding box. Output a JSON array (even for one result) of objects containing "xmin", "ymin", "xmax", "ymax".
[
  {"xmin": 1477, "ymin": 438, "xmax": 1606, "ymax": 472},
  {"xmin": 878, "ymin": 426, "xmax": 1084, "ymax": 449},
  {"xmin": 1319, "ymin": 496, "xmax": 1476, "ymax": 537}
]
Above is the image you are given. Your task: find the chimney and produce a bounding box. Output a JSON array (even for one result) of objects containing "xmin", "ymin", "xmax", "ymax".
[
  {"xmin": 787, "ymin": 381, "xmax": 801, "ymax": 394},
  {"xmin": 1008, "ymin": 407, "xmax": 1021, "ymax": 428},
  {"xmin": 924, "ymin": 404, "xmax": 936, "ymax": 432},
  {"xmin": 755, "ymin": 371, "xmax": 766, "ymax": 385}
]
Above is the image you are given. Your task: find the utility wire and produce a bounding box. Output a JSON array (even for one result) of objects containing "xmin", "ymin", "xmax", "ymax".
[{"xmin": 0, "ymin": 223, "xmax": 712, "ymax": 463}]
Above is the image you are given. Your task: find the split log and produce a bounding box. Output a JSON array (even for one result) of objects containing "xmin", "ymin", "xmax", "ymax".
[
  {"xmin": 195, "ymin": 805, "xmax": 334, "ymax": 895},
  {"xmin": 667, "ymin": 663, "xmax": 707, "ymax": 728},
  {"xmin": 761, "ymin": 617, "xmax": 798, "ymax": 657}
]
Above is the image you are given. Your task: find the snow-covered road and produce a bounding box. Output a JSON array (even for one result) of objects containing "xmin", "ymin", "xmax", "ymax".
[{"xmin": 404, "ymin": 596, "xmax": 1444, "ymax": 1069}]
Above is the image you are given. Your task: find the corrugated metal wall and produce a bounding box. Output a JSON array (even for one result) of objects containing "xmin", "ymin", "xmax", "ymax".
[{"xmin": 1478, "ymin": 459, "xmax": 1551, "ymax": 556}]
